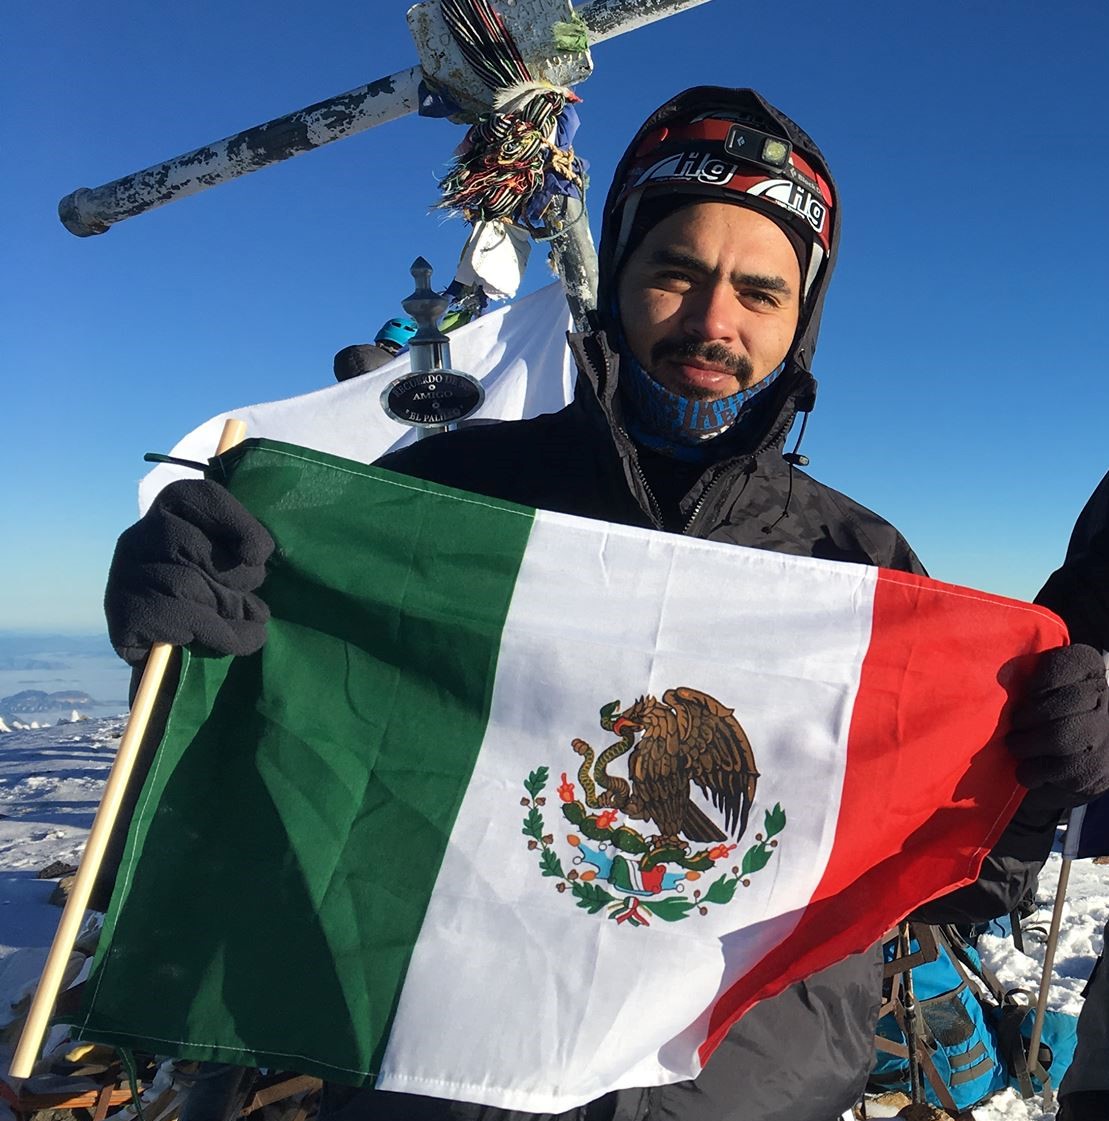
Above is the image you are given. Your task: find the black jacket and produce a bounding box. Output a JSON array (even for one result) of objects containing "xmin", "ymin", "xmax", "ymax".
[
  {"xmin": 1036, "ymin": 469, "xmax": 1109, "ymax": 650},
  {"xmin": 320, "ymin": 334, "xmax": 1052, "ymax": 1121},
  {"xmin": 379, "ymin": 331, "xmax": 921, "ymax": 569}
]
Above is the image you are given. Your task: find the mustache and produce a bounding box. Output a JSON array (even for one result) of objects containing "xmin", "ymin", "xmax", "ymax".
[{"xmin": 649, "ymin": 339, "xmax": 754, "ymax": 381}]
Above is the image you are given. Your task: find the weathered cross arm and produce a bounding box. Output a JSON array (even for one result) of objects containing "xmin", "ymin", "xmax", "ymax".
[{"xmin": 58, "ymin": 0, "xmax": 711, "ymax": 238}]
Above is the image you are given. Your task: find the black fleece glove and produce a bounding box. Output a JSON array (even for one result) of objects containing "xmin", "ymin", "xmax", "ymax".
[
  {"xmin": 1007, "ymin": 644, "xmax": 1109, "ymax": 807},
  {"xmin": 105, "ymin": 480, "xmax": 275, "ymax": 665}
]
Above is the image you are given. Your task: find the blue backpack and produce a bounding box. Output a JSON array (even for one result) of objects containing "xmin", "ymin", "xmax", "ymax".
[{"xmin": 869, "ymin": 924, "xmax": 1078, "ymax": 1113}]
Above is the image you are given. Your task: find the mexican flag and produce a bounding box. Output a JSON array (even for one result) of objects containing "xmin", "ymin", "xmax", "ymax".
[{"xmin": 70, "ymin": 439, "xmax": 1065, "ymax": 1112}]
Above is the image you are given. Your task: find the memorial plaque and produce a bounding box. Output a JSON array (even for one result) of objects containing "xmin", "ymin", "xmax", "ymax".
[{"xmin": 381, "ymin": 369, "xmax": 484, "ymax": 428}]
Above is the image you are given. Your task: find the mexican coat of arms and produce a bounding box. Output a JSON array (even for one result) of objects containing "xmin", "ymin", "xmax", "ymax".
[{"xmin": 521, "ymin": 687, "xmax": 787, "ymax": 927}]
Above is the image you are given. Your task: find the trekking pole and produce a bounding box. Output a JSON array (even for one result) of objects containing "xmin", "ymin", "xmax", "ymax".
[
  {"xmin": 899, "ymin": 923, "xmax": 925, "ymax": 1105},
  {"xmin": 8, "ymin": 418, "xmax": 247, "ymax": 1080},
  {"xmin": 1024, "ymin": 803, "xmax": 1086, "ymax": 1109}
]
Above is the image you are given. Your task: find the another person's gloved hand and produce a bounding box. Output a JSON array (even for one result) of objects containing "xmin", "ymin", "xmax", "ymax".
[
  {"xmin": 1007, "ymin": 643, "xmax": 1109, "ymax": 807},
  {"xmin": 105, "ymin": 480, "xmax": 275, "ymax": 665}
]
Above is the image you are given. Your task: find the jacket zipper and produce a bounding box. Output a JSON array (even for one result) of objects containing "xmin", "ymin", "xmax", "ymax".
[
  {"xmin": 681, "ymin": 398, "xmax": 801, "ymax": 536},
  {"xmin": 681, "ymin": 467, "xmax": 723, "ymax": 534},
  {"xmin": 629, "ymin": 454, "xmax": 664, "ymax": 528}
]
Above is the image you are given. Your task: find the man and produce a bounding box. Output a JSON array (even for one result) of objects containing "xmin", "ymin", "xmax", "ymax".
[
  {"xmin": 1036, "ymin": 470, "xmax": 1109, "ymax": 1121},
  {"xmin": 105, "ymin": 88, "xmax": 1109, "ymax": 1121}
]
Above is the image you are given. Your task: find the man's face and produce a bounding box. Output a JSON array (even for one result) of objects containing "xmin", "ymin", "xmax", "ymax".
[{"xmin": 616, "ymin": 201, "xmax": 802, "ymax": 401}]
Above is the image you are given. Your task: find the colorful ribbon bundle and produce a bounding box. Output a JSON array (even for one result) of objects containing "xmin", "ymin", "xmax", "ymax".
[{"xmin": 438, "ymin": 82, "xmax": 584, "ymax": 235}]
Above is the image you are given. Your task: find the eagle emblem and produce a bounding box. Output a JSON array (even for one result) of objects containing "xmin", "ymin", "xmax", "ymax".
[{"xmin": 521, "ymin": 688, "xmax": 787, "ymax": 927}]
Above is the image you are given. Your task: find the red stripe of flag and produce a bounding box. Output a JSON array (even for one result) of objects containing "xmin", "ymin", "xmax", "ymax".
[{"xmin": 697, "ymin": 568, "xmax": 1067, "ymax": 1066}]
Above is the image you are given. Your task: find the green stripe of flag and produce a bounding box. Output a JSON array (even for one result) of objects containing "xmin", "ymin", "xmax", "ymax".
[{"xmin": 75, "ymin": 440, "xmax": 536, "ymax": 1079}]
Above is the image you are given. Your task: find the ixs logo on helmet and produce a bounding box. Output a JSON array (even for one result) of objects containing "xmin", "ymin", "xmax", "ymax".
[
  {"xmin": 632, "ymin": 150, "xmax": 738, "ymax": 190},
  {"xmin": 748, "ymin": 179, "xmax": 828, "ymax": 237}
]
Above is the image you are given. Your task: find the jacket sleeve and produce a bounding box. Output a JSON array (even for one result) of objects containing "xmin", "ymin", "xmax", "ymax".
[{"xmin": 1067, "ymin": 470, "xmax": 1109, "ymax": 558}]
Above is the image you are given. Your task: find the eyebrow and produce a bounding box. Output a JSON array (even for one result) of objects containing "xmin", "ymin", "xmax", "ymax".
[{"xmin": 648, "ymin": 248, "xmax": 793, "ymax": 297}]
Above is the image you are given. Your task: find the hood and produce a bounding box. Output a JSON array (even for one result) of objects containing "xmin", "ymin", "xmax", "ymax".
[{"xmin": 597, "ymin": 87, "xmax": 840, "ymax": 392}]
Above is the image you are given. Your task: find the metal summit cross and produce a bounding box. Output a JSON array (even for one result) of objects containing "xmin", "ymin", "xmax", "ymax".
[{"xmin": 57, "ymin": 0, "xmax": 713, "ymax": 327}]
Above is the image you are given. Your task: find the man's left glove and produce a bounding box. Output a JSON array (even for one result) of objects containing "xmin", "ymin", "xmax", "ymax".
[
  {"xmin": 1007, "ymin": 643, "xmax": 1109, "ymax": 807},
  {"xmin": 105, "ymin": 480, "xmax": 275, "ymax": 665}
]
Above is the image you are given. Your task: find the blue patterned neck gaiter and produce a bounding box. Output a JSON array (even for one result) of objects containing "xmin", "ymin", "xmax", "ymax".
[{"xmin": 615, "ymin": 329, "xmax": 782, "ymax": 463}]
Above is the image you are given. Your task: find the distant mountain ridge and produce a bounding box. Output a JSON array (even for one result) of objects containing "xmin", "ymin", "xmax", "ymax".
[{"xmin": 1, "ymin": 688, "xmax": 96, "ymax": 714}]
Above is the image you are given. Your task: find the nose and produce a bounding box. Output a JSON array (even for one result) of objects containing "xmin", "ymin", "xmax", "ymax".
[{"xmin": 681, "ymin": 279, "xmax": 737, "ymax": 344}]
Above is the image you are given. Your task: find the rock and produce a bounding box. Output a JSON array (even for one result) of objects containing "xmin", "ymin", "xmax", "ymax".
[
  {"xmin": 49, "ymin": 875, "xmax": 76, "ymax": 906},
  {"xmin": 858, "ymin": 1094, "xmax": 955, "ymax": 1120},
  {"xmin": 37, "ymin": 861, "xmax": 79, "ymax": 880},
  {"xmin": 899, "ymin": 1108, "xmax": 954, "ymax": 1121}
]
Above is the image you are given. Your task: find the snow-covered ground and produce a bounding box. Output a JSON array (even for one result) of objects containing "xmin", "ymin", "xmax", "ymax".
[
  {"xmin": 1, "ymin": 716, "xmax": 1105, "ymax": 1119},
  {"xmin": 0, "ymin": 717, "xmax": 125, "ymax": 1034}
]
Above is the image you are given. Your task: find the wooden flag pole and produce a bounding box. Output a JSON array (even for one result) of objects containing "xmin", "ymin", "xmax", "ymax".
[
  {"xmin": 1023, "ymin": 803, "xmax": 1086, "ymax": 1109},
  {"xmin": 9, "ymin": 418, "xmax": 247, "ymax": 1080}
]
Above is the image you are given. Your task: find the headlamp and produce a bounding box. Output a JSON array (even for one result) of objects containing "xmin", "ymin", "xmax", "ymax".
[
  {"xmin": 723, "ymin": 124, "xmax": 792, "ymax": 171},
  {"xmin": 760, "ymin": 138, "xmax": 790, "ymax": 167}
]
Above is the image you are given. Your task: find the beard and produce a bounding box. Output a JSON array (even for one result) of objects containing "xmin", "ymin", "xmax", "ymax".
[{"xmin": 648, "ymin": 339, "xmax": 755, "ymax": 400}]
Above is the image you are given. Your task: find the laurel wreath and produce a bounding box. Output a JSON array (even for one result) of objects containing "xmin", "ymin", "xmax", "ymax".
[{"xmin": 521, "ymin": 766, "xmax": 786, "ymax": 926}]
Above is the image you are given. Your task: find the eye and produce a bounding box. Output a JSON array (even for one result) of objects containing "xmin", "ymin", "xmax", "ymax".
[
  {"xmin": 649, "ymin": 269, "xmax": 695, "ymax": 294},
  {"xmin": 741, "ymin": 288, "xmax": 780, "ymax": 308}
]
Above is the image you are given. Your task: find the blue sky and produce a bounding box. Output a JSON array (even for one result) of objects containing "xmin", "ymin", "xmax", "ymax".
[{"xmin": 4, "ymin": 0, "xmax": 1109, "ymax": 634}]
